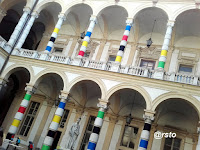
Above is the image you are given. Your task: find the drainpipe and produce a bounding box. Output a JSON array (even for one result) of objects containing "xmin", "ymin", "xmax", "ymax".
[{"xmin": 0, "ymin": 0, "xmax": 39, "ymax": 76}]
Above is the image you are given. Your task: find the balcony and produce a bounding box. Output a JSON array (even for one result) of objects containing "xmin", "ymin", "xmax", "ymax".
[{"xmin": 8, "ymin": 48, "xmax": 199, "ymax": 86}]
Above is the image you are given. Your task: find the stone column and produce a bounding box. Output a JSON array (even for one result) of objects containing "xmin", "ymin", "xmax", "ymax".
[
  {"xmin": 87, "ymin": 99, "xmax": 108, "ymax": 150},
  {"xmin": 15, "ymin": 11, "xmax": 39, "ymax": 50},
  {"xmin": 1, "ymin": 84, "xmax": 36, "ymax": 149},
  {"xmin": 44, "ymin": 13, "xmax": 66, "ymax": 53},
  {"xmin": 154, "ymin": 20, "xmax": 175, "ymax": 79},
  {"xmin": 7, "ymin": 7, "xmax": 31, "ymax": 49},
  {"xmin": 138, "ymin": 111, "xmax": 155, "ymax": 150},
  {"xmin": 110, "ymin": 18, "xmax": 133, "ymax": 72},
  {"xmin": 41, "ymin": 91, "xmax": 69, "ymax": 150},
  {"xmin": 196, "ymin": 127, "xmax": 200, "ymax": 150}
]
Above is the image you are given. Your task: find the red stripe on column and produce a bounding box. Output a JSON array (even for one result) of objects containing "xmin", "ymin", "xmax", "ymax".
[
  {"xmin": 122, "ymin": 35, "xmax": 128, "ymax": 41},
  {"xmin": 18, "ymin": 106, "xmax": 26, "ymax": 114},
  {"xmin": 78, "ymin": 51, "xmax": 84, "ymax": 56}
]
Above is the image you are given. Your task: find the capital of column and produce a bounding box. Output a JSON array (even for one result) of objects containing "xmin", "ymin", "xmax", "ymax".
[
  {"xmin": 25, "ymin": 83, "xmax": 36, "ymax": 94},
  {"xmin": 0, "ymin": 78, "xmax": 8, "ymax": 87},
  {"xmin": 126, "ymin": 18, "xmax": 133, "ymax": 26},
  {"xmin": 31, "ymin": 11, "xmax": 39, "ymax": 18},
  {"xmin": 59, "ymin": 91, "xmax": 69, "ymax": 101},
  {"xmin": 97, "ymin": 98, "xmax": 108, "ymax": 109},
  {"xmin": 143, "ymin": 109, "xmax": 155, "ymax": 123},
  {"xmin": 167, "ymin": 20, "xmax": 175, "ymax": 27},
  {"xmin": 90, "ymin": 15, "xmax": 97, "ymax": 24},
  {"xmin": 23, "ymin": 6, "xmax": 31, "ymax": 14},
  {"xmin": 197, "ymin": 127, "xmax": 200, "ymax": 134},
  {"xmin": 58, "ymin": 13, "xmax": 66, "ymax": 21}
]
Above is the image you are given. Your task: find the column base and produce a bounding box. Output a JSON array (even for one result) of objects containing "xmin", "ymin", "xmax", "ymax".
[
  {"xmin": 110, "ymin": 62, "xmax": 120, "ymax": 72},
  {"xmin": 71, "ymin": 57, "xmax": 83, "ymax": 66},
  {"xmin": 1, "ymin": 139, "xmax": 10, "ymax": 149},
  {"xmin": 153, "ymin": 68, "xmax": 164, "ymax": 80}
]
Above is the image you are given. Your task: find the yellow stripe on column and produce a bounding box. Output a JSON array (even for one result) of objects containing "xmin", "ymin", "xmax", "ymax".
[
  {"xmin": 115, "ymin": 56, "xmax": 122, "ymax": 62},
  {"xmin": 53, "ymin": 28, "xmax": 59, "ymax": 34},
  {"xmin": 52, "ymin": 115, "xmax": 61, "ymax": 123},
  {"xmin": 82, "ymin": 41, "xmax": 88, "ymax": 47},
  {"xmin": 161, "ymin": 50, "xmax": 167, "ymax": 56},
  {"xmin": 12, "ymin": 119, "xmax": 20, "ymax": 127}
]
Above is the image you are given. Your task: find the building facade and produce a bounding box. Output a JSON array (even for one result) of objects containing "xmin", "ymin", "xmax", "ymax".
[{"xmin": 0, "ymin": 0, "xmax": 200, "ymax": 150}]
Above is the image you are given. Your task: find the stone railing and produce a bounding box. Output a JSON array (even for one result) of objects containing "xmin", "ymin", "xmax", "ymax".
[{"xmin": 11, "ymin": 49, "xmax": 199, "ymax": 86}]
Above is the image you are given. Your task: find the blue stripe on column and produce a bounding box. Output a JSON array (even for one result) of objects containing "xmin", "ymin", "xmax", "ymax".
[
  {"xmin": 45, "ymin": 46, "xmax": 52, "ymax": 52},
  {"xmin": 88, "ymin": 142, "xmax": 96, "ymax": 150},
  {"xmin": 58, "ymin": 102, "xmax": 65, "ymax": 109},
  {"xmin": 85, "ymin": 32, "xmax": 92, "ymax": 37},
  {"xmin": 125, "ymin": 25, "xmax": 131, "ymax": 31},
  {"xmin": 139, "ymin": 139, "xmax": 148, "ymax": 149}
]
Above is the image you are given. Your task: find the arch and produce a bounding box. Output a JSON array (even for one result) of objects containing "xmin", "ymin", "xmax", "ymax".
[
  {"xmin": 67, "ymin": 76, "xmax": 106, "ymax": 100},
  {"xmin": 106, "ymin": 84, "xmax": 152, "ymax": 110},
  {"xmin": 152, "ymin": 92, "xmax": 200, "ymax": 118},
  {"xmin": 34, "ymin": 0, "xmax": 63, "ymax": 13},
  {"xmin": 173, "ymin": 5, "xmax": 196, "ymax": 21},
  {"xmin": 31, "ymin": 69, "xmax": 68, "ymax": 91},
  {"xmin": 95, "ymin": 3, "xmax": 129, "ymax": 17},
  {"xmin": 131, "ymin": 4, "xmax": 170, "ymax": 20},
  {"xmin": 63, "ymin": 1, "xmax": 93, "ymax": 15},
  {"xmin": 1, "ymin": 0, "xmax": 27, "ymax": 11},
  {"xmin": 1, "ymin": 64, "xmax": 33, "ymax": 82}
]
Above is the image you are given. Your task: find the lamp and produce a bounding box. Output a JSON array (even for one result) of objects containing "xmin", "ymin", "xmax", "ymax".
[
  {"xmin": 80, "ymin": 31, "xmax": 85, "ymax": 39},
  {"xmin": 147, "ymin": 20, "xmax": 156, "ymax": 48}
]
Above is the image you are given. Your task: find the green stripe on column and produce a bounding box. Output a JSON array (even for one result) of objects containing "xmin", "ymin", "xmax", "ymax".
[
  {"xmin": 24, "ymin": 94, "xmax": 31, "ymax": 101},
  {"xmin": 41, "ymin": 144, "xmax": 50, "ymax": 150},
  {"xmin": 158, "ymin": 61, "xmax": 165, "ymax": 68},
  {"xmin": 97, "ymin": 111, "xmax": 104, "ymax": 119}
]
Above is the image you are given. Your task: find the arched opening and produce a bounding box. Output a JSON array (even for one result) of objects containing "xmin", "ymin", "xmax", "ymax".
[
  {"xmin": 154, "ymin": 98, "xmax": 199, "ymax": 150},
  {"xmin": 108, "ymin": 88, "xmax": 146, "ymax": 149},
  {"xmin": 68, "ymin": 80, "xmax": 102, "ymax": 150},
  {"xmin": 0, "ymin": 67, "xmax": 30, "ymax": 126},
  {"xmin": 22, "ymin": 2, "xmax": 61, "ymax": 51},
  {"xmin": 0, "ymin": 1, "xmax": 26, "ymax": 41}
]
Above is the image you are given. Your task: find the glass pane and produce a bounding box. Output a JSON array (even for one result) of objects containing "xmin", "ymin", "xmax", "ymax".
[
  {"xmin": 140, "ymin": 60, "xmax": 155, "ymax": 70},
  {"xmin": 24, "ymin": 126, "xmax": 30, "ymax": 136},
  {"xmin": 179, "ymin": 65, "xmax": 192, "ymax": 72},
  {"xmin": 31, "ymin": 102, "xmax": 36, "ymax": 108},
  {"xmin": 28, "ymin": 117, "xmax": 34, "ymax": 126},
  {"xmin": 165, "ymin": 138, "xmax": 172, "ymax": 145},
  {"xmin": 164, "ymin": 145, "xmax": 171, "ymax": 150},
  {"xmin": 109, "ymin": 56, "xmax": 116, "ymax": 61},
  {"xmin": 88, "ymin": 125, "xmax": 93, "ymax": 131},
  {"xmin": 28, "ymin": 109, "xmax": 34, "ymax": 114},
  {"xmin": 19, "ymin": 126, "xmax": 26, "ymax": 135},
  {"xmin": 129, "ymin": 141, "xmax": 134, "ymax": 148},
  {"xmin": 173, "ymin": 138, "xmax": 181, "ymax": 148},
  {"xmin": 24, "ymin": 116, "xmax": 30, "ymax": 125}
]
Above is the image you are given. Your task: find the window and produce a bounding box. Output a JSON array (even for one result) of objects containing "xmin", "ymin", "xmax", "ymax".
[
  {"xmin": 59, "ymin": 109, "xmax": 69, "ymax": 128},
  {"xmin": 140, "ymin": 59, "xmax": 156, "ymax": 70},
  {"xmin": 108, "ymin": 55, "xmax": 116, "ymax": 62},
  {"xmin": 164, "ymin": 138, "xmax": 181, "ymax": 150},
  {"xmin": 121, "ymin": 126, "xmax": 139, "ymax": 149},
  {"xmin": 19, "ymin": 102, "xmax": 40, "ymax": 136},
  {"xmin": 178, "ymin": 65, "xmax": 193, "ymax": 73},
  {"xmin": 80, "ymin": 116, "xmax": 96, "ymax": 150},
  {"xmin": 54, "ymin": 48, "xmax": 63, "ymax": 53}
]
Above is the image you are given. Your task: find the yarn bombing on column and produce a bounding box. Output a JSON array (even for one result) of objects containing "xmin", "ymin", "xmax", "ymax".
[
  {"xmin": 87, "ymin": 107, "xmax": 105, "ymax": 150},
  {"xmin": 41, "ymin": 99, "xmax": 67, "ymax": 150},
  {"xmin": 7, "ymin": 93, "xmax": 32, "ymax": 139},
  {"xmin": 45, "ymin": 16, "xmax": 65, "ymax": 52},
  {"xmin": 78, "ymin": 16, "xmax": 97, "ymax": 57}
]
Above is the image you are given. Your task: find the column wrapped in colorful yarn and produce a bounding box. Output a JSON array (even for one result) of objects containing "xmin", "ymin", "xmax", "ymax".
[
  {"xmin": 41, "ymin": 94, "xmax": 68, "ymax": 150},
  {"xmin": 115, "ymin": 19, "xmax": 133, "ymax": 63},
  {"xmin": 45, "ymin": 14, "xmax": 66, "ymax": 53},
  {"xmin": 157, "ymin": 21, "xmax": 174, "ymax": 68},
  {"xmin": 87, "ymin": 103, "xmax": 107, "ymax": 150},
  {"xmin": 78, "ymin": 15, "xmax": 97, "ymax": 57},
  {"xmin": 138, "ymin": 115, "xmax": 154, "ymax": 150},
  {"xmin": 6, "ymin": 88, "xmax": 34, "ymax": 140}
]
